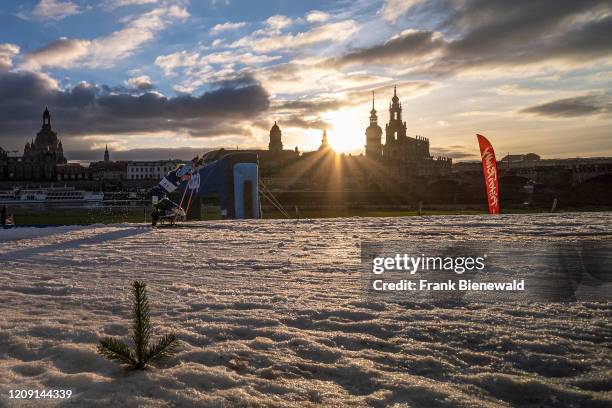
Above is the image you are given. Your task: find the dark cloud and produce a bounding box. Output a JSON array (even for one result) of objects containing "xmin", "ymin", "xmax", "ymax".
[
  {"xmin": 276, "ymin": 99, "xmax": 345, "ymax": 113},
  {"xmin": 333, "ymin": 0, "xmax": 612, "ymax": 75},
  {"xmin": 520, "ymin": 94, "xmax": 612, "ymax": 118},
  {"xmin": 66, "ymin": 147, "xmax": 215, "ymax": 162},
  {"xmin": 22, "ymin": 38, "xmax": 89, "ymax": 70},
  {"xmin": 280, "ymin": 116, "xmax": 332, "ymax": 131},
  {"xmin": 430, "ymin": 145, "xmax": 475, "ymax": 159},
  {"xmin": 339, "ymin": 30, "xmax": 444, "ymax": 66},
  {"xmin": 0, "ymin": 70, "xmax": 270, "ymax": 149}
]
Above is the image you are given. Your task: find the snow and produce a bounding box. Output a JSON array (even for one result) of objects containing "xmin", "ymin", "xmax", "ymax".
[{"xmin": 0, "ymin": 213, "xmax": 611, "ymax": 407}]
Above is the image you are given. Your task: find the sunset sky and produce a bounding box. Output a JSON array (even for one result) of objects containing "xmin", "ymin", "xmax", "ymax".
[{"xmin": 0, "ymin": 0, "xmax": 610, "ymax": 162}]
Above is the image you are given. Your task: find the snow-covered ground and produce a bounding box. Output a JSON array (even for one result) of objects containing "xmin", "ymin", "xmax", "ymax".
[{"xmin": 0, "ymin": 213, "xmax": 611, "ymax": 407}]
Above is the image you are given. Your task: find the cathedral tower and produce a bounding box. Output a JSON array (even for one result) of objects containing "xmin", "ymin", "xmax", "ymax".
[
  {"xmin": 104, "ymin": 144, "xmax": 110, "ymax": 162},
  {"xmin": 365, "ymin": 91, "xmax": 382, "ymax": 159},
  {"xmin": 43, "ymin": 106, "xmax": 51, "ymax": 129},
  {"xmin": 268, "ymin": 121, "xmax": 283, "ymax": 154},
  {"xmin": 26, "ymin": 106, "xmax": 65, "ymax": 162},
  {"xmin": 319, "ymin": 129, "xmax": 330, "ymax": 150},
  {"xmin": 385, "ymin": 86, "xmax": 407, "ymax": 144}
]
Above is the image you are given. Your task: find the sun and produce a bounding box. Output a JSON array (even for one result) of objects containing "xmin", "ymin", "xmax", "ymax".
[{"xmin": 324, "ymin": 108, "xmax": 367, "ymax": 153}]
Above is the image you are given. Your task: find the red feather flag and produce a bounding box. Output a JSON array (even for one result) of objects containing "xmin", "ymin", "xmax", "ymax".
[{"xmin": 477, "ymin": 134, "xmax": 500, "ymax": 214}]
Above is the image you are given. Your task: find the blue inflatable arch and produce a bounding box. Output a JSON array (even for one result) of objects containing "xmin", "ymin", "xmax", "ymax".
[{"xmin": 151, "ymin": 153, "xmax": 260, "ymax": 219}]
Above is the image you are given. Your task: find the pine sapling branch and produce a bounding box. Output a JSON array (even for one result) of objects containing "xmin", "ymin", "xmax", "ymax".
[
  {"xmin": 147, "ymin": 333, "xmax": 180, "ymax": 363},
  {"xmin": 97, "ymin": 337, "xmax": 136, "ymax": 366},
  {"xmin": 131, "ymin": 281, "xmax": 151, "ymax": 368},
  {"xmin": 97, "ymin": 280, "xmax": 180, "ymax": 370}
]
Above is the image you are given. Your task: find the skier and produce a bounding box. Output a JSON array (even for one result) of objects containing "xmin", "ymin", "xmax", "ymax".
[{"xmin": 151, "ymin": 206, "xmax": 159, "ymax": 227}]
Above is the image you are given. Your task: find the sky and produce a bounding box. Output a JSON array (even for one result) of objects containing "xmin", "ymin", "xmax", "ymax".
[{"xmin": 0, "ymin": 0, "xmax": 610, "ymax": 162}]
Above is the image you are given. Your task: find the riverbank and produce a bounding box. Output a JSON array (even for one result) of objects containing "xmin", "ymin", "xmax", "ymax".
[{"xmin": 3, "ymin": 206, "xmax": 612, "ymax": 226}]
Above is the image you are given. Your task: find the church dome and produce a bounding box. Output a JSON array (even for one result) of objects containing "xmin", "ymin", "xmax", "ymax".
[
  {"xmin": 30, "ymin": 107, "xmax": 61, "ymax": 157},
  {"xmin": 269, "ymin": 121, "xmax": 283, "ymax": 152}
]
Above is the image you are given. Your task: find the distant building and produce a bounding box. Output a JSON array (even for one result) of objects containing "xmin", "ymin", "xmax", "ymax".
[
  {"xmin": 203, "ymin": 123, "xmax": 301, "ymax": 185},
  {"xmin": 268, "ymin": 121, "xmax": 283, "ymax": 154},
  {"xmin": 89, "ymin": 146, "xmax": 128, "ymax": 181},
  {"xmin": 319, "ymin": 129, "xmax": 330, "ymax": 151},
  {"xmin": 0, "ymin": 107, "xmax": 68, "ymax": 180},
  {"xmin": 127, "ymin": 160, "xmax": 183, "ymax": 180},
  {"xmin": 203, "ymin": 89, "xmax": 453, "ymax": 192},
  {"xmin": 454, "ymin": 153, "xmax": 612, "ymax": 172},
  {"xmin": 365, "ymin": 88, "xmax": 451, "ymax": 169},
  {"xmin": 500, "ymin": 153, "xmax": 541, "ymax": 164},
  {"xmin": 56, "ymin": 163, "xmax": 89, "ymax": 181},
  {"xmin": 365, "ymin": 93, "xmax": 383, "ymax": 158},
  {"xmin": 365, "ymin": 87, "xmax": 451, "ymax": 174}
]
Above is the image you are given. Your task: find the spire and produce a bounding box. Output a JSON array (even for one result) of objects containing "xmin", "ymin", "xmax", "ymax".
[
  {"xmin": 319, "ymin": 129, "xmax": 329, "ymax": 150},
  {"xmin": 104, "ymin": 144, "xmax": 110, "ymax": 162},
  {"xmin": 42, "ymin": 106, "xmax": 51, "ymax": 128},
  {"xmin": 369, "ymin": 90, "xmax": 379, "ymax": 126}
]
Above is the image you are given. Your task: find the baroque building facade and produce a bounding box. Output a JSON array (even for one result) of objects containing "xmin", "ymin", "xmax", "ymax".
[
  {"xmin": 205, "ymin": 87, "xmax": 452, "ymax": 192},
  {"xmin": 365, "ymin": 87, "xmax": 451, "ymax": 174},
  {"xmin": 1, "ymin": 107, "xmax": 68, "ymax": 181}
]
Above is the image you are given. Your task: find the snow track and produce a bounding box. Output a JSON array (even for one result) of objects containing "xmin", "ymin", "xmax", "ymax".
[{"xmin": 0, "ymin": 214, "xmax": 610, "ymax": 407}]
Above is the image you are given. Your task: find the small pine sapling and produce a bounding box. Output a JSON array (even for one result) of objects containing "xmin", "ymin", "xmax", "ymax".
[{"xmin": 98, "ymin": 281, "xmax": 179, "ymax": 369}]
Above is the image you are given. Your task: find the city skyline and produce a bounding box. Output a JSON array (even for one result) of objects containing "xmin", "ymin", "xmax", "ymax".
[{"xmin": 0, "ymin": 0, "xmax": 611, "ymax": 161}]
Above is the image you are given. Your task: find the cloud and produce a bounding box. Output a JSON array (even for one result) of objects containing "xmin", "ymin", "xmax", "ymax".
[
  {"xmin": 520, "ymin": 94, "xmax": 612, "ymax": 118},
  {"xmin": 124, "ymin": 75, "xmax": 154, "ymax": 91},
  {"xmin": 21, "ymin": 38, "xmax": 90, "ymax": 70},
  {"xmin": 494, "ymin": 84, "xmax": 549, "ymax": 96},
  {"xmin": 336, "ymin": 29, "xmax": 444, "ymax": 66},
  {"xmin": 155, "ymin": 50, "xmax": 200, "ymax": 76},
  {"xmin": 87, "ymin": 5, "xmax": 189, "ymax": 67},
  {"xmin": 279, "ymin": 116, "xmax": 332, "ymax": 131},
  {"xmin": 306, "ymin": 10, "xmax": 329, "ymax": 23},
  {"xmin": 104, "ymin": 0, "xmax": 158, "ymax": 11},
  {"xmin": 430, "ymin": 145, "xmax": 474, "ymax": 159},
  {"xmin": 154, "ymin": 49, "xmax": 280, "ymax": 93},
  {"xmin": 231, "ymin": 20, "xmax": 358, "ymax": 53},
  {"xmin": 0, "ymin": 43, "xmax": 20, "ymax": 71},
  {"xmin": 203, "ymin": 51, "xmax": 280, "ymax": 66},
  {"xmin": 32, "ymin": 0, "xmax": 80, "ymax": 21},
  {"xmin": 210, "ymin": 21, "xmax": 247, "ymax": 34},
  {"xmin": 333, "ymin": 1, "xmax": 612, "ymax": 76},
  {"xmin": 0, "ymin": 70, "xmax": 270, "ymax": 148},
  {"xmin": 21, "ymin": 5, "xmax": 189, "ymax": 70},
  {"xmin": 379, "ymin": 0, "xmax": 424, "ymax": 23},
  {"xmin": 266, "ymin": 15, "xmax": 292, "ymax": 31}
]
